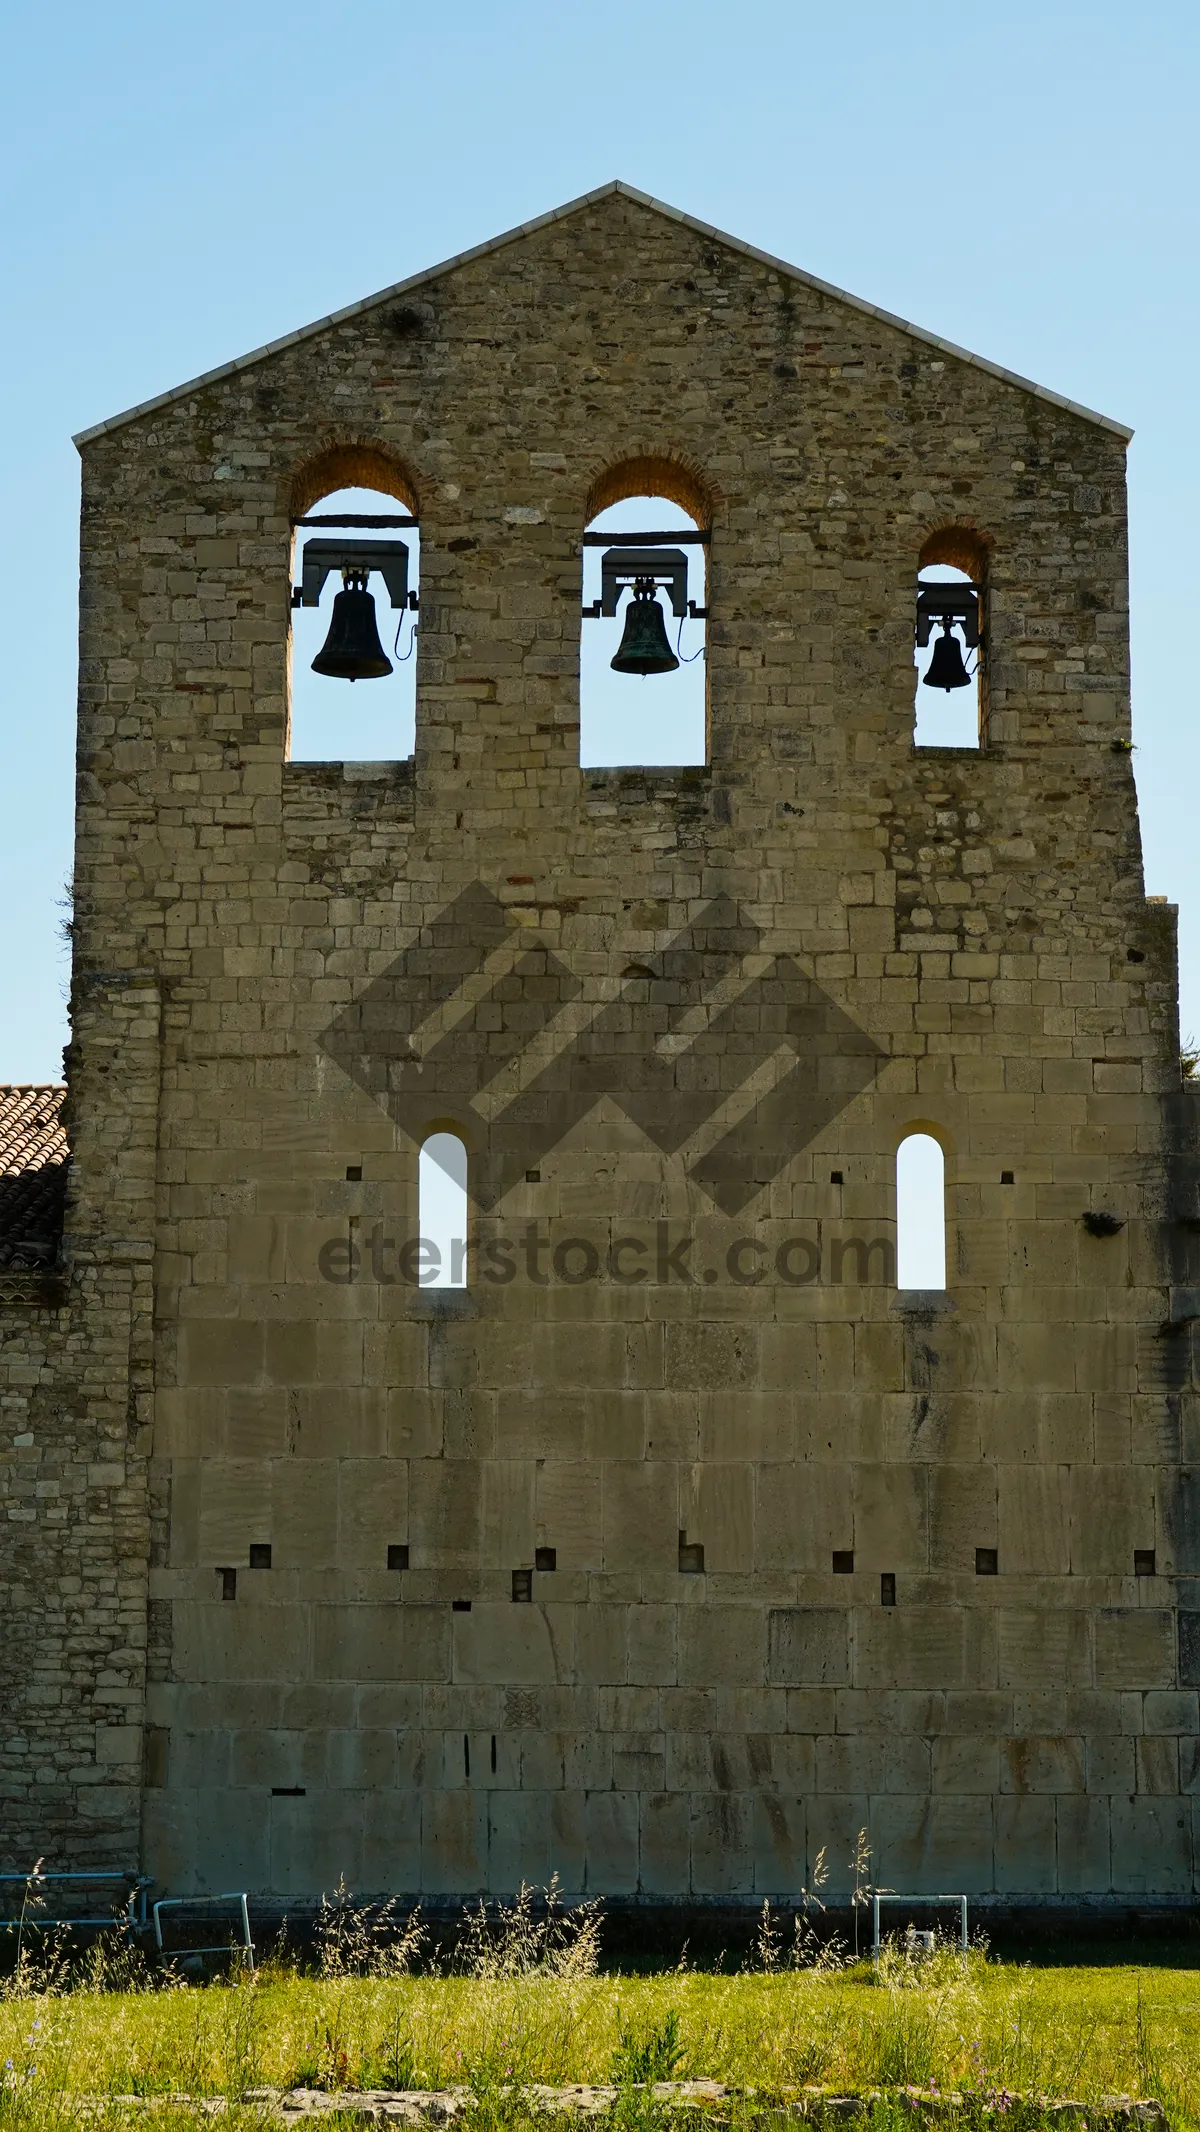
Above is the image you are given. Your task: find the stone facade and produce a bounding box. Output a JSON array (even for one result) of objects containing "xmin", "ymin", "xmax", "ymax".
[{"xmin": 4, "ymin": 181, "xmax": 1199, "ymax": 1906}]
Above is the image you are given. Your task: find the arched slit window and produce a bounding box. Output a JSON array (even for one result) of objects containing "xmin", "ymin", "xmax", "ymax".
[
  {"xmin": 418, "ymin": 1132, "xmax": 468, "ymax": 1288},
  {"xmin": 289, "ymin": 483, "xmax": 420, "ymax": 763},
  {"xmin": 580, "ymin": 478, "xmax": 708, "ymax": 768},
  {"xmin": 896, "ymin": 1132, "xmax": 947, "ymax": 1291},
  {"xmin": 914, "ymin": 529, "xmax": 987, "ymax": 749}
]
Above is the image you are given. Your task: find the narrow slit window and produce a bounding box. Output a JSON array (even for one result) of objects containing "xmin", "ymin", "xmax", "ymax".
[
  {"xmin": 580, "ymin": 493, "xmax": 706, "ymax": 767},
  {"xmin": 913, "ymin": 529, "xmax": 986, "ymax": 749},
  {"xmin": 896, "ymin": 1132, "xmax": 947, "ymax": 1291},
  {"xmin": 289, "ymin": 485, "xmax": 419, "ymax": 763},
  {"xmin": 418, "ymin": 1132, "xmax": 468, "ymax": 1288}
]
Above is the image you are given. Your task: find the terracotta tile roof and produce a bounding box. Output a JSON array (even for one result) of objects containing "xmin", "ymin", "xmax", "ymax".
[{"xmin": 0, "ymin": 1086, "xmax": 69, "ymax": 1271}]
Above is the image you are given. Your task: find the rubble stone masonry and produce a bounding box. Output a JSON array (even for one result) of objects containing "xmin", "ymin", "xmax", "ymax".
[{"xmin": 3, "ymin": 182, "xmax": 1198, "ymax": 1906}]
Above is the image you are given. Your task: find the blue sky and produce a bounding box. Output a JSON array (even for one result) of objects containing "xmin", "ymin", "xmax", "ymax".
[{"xmin": 2, "ymin": 0, "xmax": 1197, "ymax": 1079}]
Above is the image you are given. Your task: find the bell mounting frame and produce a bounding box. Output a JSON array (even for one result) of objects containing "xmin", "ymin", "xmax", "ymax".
[
  {"xmin": 915, "ymin": 583, "xmax": 980, "ymax": 650},
  {"xmin": 293, "ymin": 538, "xmax": 417, "ymax": 612},
  {"xmin": 583, "ymin": 543, "xmax": 708, "ymax": 621}
]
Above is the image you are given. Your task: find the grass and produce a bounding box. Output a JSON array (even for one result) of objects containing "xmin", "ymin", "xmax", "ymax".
[{"xmin": 0, "ymin": 1882, "xmax": 1196, "ymax": 2130}]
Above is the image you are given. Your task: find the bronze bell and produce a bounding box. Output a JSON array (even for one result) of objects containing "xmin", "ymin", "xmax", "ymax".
[
  {"xmin": 923, "ymin": 620, "xmax": 972, "ymax": 692},
  {"xmin": 611, "ymin": 579, "xmax": 680, "ymax": 676},
  {"xmin": 311, "ymin": 570, "xmax": 393, "ymax": 682}
]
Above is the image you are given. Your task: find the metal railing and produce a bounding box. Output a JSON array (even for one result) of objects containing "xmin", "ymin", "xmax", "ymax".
[
  {"xmin": 871, "ymin": 1892, "xmax": 968, "ymax": 1956},
  {"xmin": 152, "ymin": 1893, "xmax": 254, "ymax": 1969},
  {"xmin": 0, "ymin": 1871, "xmax": 152, "ymax": 1931}
]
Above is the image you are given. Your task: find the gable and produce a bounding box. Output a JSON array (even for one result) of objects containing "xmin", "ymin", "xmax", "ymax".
[{"xmin": 74, "ymin": 182, "xmax": 1131, "ymax": 448}]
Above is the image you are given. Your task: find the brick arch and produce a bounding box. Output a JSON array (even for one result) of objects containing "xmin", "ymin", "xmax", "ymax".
[
  {"xmin": 584, "ymin": 451, "xmax": 716, "ymax": 530},
  {"xmin": 919, "ymin": 522, "xmax": 991, "ymax": 579},
  {"xmin": 288, "ymin": 441, "xmax": 420, "ymax": 521}
]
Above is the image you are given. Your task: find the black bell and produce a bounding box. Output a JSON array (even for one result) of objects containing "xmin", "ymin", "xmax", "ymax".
[
  {"xmin": 923, "ymin": 621, "xmax": 972, "ymax": 692},
  {"xmin": 611, "ymin": 579, "xmax": 679, "ymax": 676},
  {"xmin": 311, "ymin": 571, "xmax": 393, "ymax": 682}
]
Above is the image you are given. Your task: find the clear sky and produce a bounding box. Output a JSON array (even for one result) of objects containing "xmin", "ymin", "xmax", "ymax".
[{"xmin": 2, "ymin": 0, "xmax": 1197, "ymax": 1080}]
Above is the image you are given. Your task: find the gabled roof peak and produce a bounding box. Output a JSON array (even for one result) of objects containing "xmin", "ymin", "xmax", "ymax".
[{"xmin": 74, "ymin": 180, "xmax": 1132, "ymax": 447}]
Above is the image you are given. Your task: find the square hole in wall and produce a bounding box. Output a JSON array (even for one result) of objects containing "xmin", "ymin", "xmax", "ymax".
[
  {"xmin": 535, "ymin": 1547, "xmax": 557, "ymax": 1572},
  {"xmin": 1134, "ymin": 1549, "xmax": 1156, "ymax": 1576},
  {"xmin": 1001, "ymin": 1171, "xmax": 1014, "ymax": 1185},
  {"xmin": 880, "ymin": 1573, "xmax": 896, "ymax": 1606},
  {"xmin": 512, "ymin": 1569, "xmax": 533, "ymax": 1602},
  {"xmin": 452, "ymin": 1599, "xmax": 472, "ymax": 1612},
  {"xmin": 249, "ymin": 1544, "xmax": 272, "ymax": 1570},
  {"xmin": 346, "ymin": 1164, "xmax": 363, "ymax": 1182},
  {"xmin": 525, "ymin": 1170, "xmax": 541, "ymax": 1184},
  {"xmin": 830, "ymin": 1170, "xmax": 844, "ymax": 1185},
  {"xmin": 975, "ymin": 1547, "xmax": 998, "ymax": 1576},
  {"xmin": 388, "ymin": 1544, "xmax": 410, "ymax": 1571},
  {"xmin": 832, "ymin": 1550, "xmax": 854, "ymax": 1574},
  {"xmin": 219, "ymin": 1567, "xmax": 237, "ymax": 1601}
]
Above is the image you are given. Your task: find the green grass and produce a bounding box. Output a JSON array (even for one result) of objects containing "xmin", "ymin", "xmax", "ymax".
[{"xmin": 0, "ymin": 1888, "xmax": 1196, "ymax": 2130}]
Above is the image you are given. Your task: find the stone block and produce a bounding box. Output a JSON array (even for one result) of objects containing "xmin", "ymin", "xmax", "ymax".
[
  {"xmin": 628, "ymin": 1605, "xmax": 677, "ymax": 1686},
  {"xmin": 929, "ymin": 1464, "xmax": 997, "ymax": 1571},
  {"xmin": 313, "ymin": 1603, "xmax": 449, "ymax": 1683},
  {"xmin": 768, "ymin": 1608, "xmax": 850, "ymax": 1686},
  {"xmin": 584, "ymin": 1789, "xmax": 638, "ymax": 1894},
  {"xmin": 679, "ymin": 1606, "xmax": 764, "ymax": 1687},
  {"xmin": 1109, "ymin": 1797, "xmax": 1192, "ymax": 1894},
  {"xmin": 1056, "ymin": 1797, "xmax": 1111, "ymax": 1893},
  {"xmin": 1086, "ymin": 1735, "xmax": 1136, "ymax": 1793},
  {"xmin": 870, "ymin": 1796, "xmax": 994, "ymax": 1894},
  {"xmin": 690, "ymin": 1792, "xmax": 755, "ymax": 1894},
  {"xmin": 488, "ymin": 1788, "xmax": 550, "ymax": 1890},
  {"xmin": 339, "ymin": 1458, "xmax": 408, "ymax": 1569},
  {"xmin": 853, "ymin": 1463, "xmax": 927, "ymax": 1570},
  {"xmin": 997, "ymin": 1610, "xmax": 1090, "ymax": 1688},
  {"xmin": 173, "ymin": 1601, "xmax": 308, "ymax": 1684},
  {"xmin": 856, "ymin": 1609, "xmax": 966, "ymax": 1691},
  {"xmin": 1094, "ymin": 1610, "xmax": 1173, "ymax": 1690},
  {"xmin": 1135, "ymin": 1736, "xmax": 1179, "ymax": 1795},
  {"xmin": 1070, "ymin": 1468, "xmax": 1155, "ymax": 1575},
  {"xmin": 998, "ymin": 1467, "xmax": 1070, "ymax": 1575},
  {"xmin": 269, "ymin": 1788, "xmax": 365, "ymax": 1894},
  {"xmin": 535, "ymin": 1462, "xmax": 602, "ymax": 1570},
  {"xmin": 421, "ymin": 1789, "xmax": 489, "ymax": 1894},
  {"xmin": 753, "ymin": 1792, "xmax": 806, "ymax": 1894},
  {"xmin": 995, "ymin": 1796, "xmax": 1056, "ymax": 1893},
  {"xmin": 932, "ymin": 1736, "xmax": 999, "ymax": 1794},
  {"xmin": 601, "ymin": 1462, "xmax": 677, "ymax": 1574},
  {"xmin": 1001, "ymin": 1735, "xmax": 1085, "ymax": 1794},
  {"xmin": 360, "ymin": 1790, "xmax": 422, "ymax": 1894},
  {"xmin": 756, "ymin": 1463, "xmax": 852, "ymax": 1573},
  {"xmin": 452, "ymin": 1602, "xmax": 573, "ymax": 1685},
  {"xmin": 685, "ymin": 1463, "xmax": 754, "ymax": 1572},
  {"xmin": 178, "ymin": 1320, "xmax": 263, "ymax": 1389},
  {"xmin": 638, "ymin": 1791, "xmax": 691, "ymax": 1893}
]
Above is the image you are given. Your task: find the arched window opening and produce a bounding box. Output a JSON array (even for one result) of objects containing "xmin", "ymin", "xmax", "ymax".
[
  {"xmin": 289, "ymin": 485, "xmax": 420, "ymax": 762},
  {"xmin": 896, "ymin": 1132, "xmax": 947, "ymax": 1290},
  {"xmin": 914, "ymin": 529, "xmax": 986, "ymax": 749},
  {"xmin": 418, "ymin": 1132, "xmax": 468, "ymax": 1288},
  {"xmin": 581, "ymin": 490, "xmax": 707, "ymax": 767}
]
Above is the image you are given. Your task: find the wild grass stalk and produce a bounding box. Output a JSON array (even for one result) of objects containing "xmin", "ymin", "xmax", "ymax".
[{"xmin": 0, "ymin": 1860, "xmax": 1194, "ymax": 2129}]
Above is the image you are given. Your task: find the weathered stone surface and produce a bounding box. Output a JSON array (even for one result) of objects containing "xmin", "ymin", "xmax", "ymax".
[{"xmin": 1, "ymin": 179, "xmax": 1195, "ymax": 1903}]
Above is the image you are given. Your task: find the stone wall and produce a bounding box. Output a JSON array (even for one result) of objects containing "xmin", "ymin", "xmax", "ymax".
[{"xmin": 4, "ymin": 183, "xmax": 1196, "ymax": 1904}]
